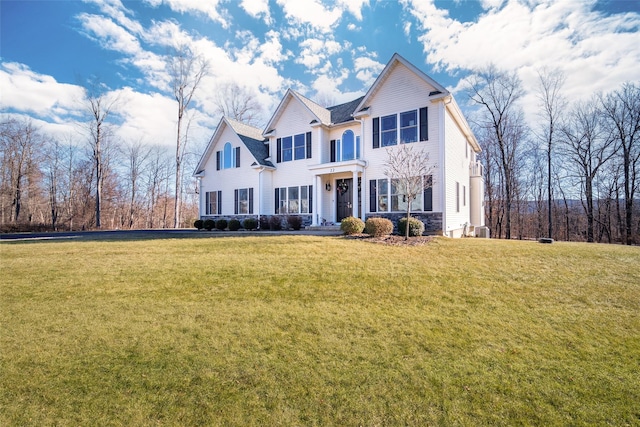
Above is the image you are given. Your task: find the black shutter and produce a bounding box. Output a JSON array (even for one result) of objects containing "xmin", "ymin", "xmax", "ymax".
[
  {"xmin": 217, "ymin": 191, "xmax": 222, "ymax": 214},
  {"xmin": 424, "ymin": 175, "xmax": 432, "ymax": 211},
  {"xmin": 275, "ymin": 188, "xmax": 279, "ymax": 214},
  {"xmin": 369, "ymin": 180, "xmax": 377, "ymax": 212},
  {"xmin": 276, "ymin": 138, "xmax": 282, "ymax": 163},
  {"xmin": 309, "ymin": 185, "xmax": 313, "ymax": 214},
  {"xmin": 373, "ymin": 117, "xmax": 380, "ymax": 149},
  {"xmin": 234, "ymin": 189, "xmax": 239, "ymax": 215},
  {"xmin": 420, "ymin": 107, "xmax": 428, "ymax": 141},
  {"xmin": 235, "ymin": 147, "xmax": 240, "ymax": 167},
  {"xmin": 249, "ymin": 188, "xmax": 254, "ymax": 214},
  {"xmin": 216, "ymin": 151, "xmax": 221, "ymax": 170},
  {"xmin": 306, "ymin": 132, "xmax": 312, "ymax": 159},
  {"xmin": 330, "ymin": 140, "xmax": 336, "ymax": 162}
]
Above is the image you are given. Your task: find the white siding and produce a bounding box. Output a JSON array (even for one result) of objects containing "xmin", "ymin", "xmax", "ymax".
[
  {"xmin": 444, "ymin": 107, "xmax": 472, "ymax": 236},
  {"xmin": 199, "ymin": 124, "xmax": 260, "ymax": 216},
  {"xmin": 268, "ymin": 98, "xmax": 317, "ymax": 200},
  {"xmin": 359, "ymin": 62, "xmax": 443, "ymax": 214}
]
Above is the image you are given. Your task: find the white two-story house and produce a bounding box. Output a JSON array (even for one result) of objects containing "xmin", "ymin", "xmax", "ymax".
[{"xmin": 194, "ymin": 53, "xmax": 484, "ymax": 237}]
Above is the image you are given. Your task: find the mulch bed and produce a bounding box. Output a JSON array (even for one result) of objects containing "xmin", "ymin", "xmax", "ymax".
[{"xmin": 343, "ymin": 233, "xmax": 436, "ymax": 246}]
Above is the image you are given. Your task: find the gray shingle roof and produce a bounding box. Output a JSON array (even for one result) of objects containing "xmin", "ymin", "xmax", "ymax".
[
  {"xmin": 327, "ymin": 96, "xmax": 365, "ymax": 124},
  {"xmin": 226, "ymin": 118, "xmax": 274, "ymax": 168}
]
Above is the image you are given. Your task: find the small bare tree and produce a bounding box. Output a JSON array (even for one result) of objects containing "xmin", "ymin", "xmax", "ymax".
[
  {"xmin": 383, "ymin": 144, "xmax": 435, "ymax": 239},
  {"xmin": 167, "ymin": 44, "xmax": 209, "ymax": 228}
]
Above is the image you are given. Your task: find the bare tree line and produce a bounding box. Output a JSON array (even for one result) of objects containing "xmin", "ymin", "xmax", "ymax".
[{"xmin": 468, "ymin": 66, "xmax": 640, "ymax": 244}]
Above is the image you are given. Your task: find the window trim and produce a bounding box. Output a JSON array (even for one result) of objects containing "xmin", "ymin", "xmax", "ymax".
[{"xmin": 274, "ymin": 185, "xmax": 313, "ymax": 214}]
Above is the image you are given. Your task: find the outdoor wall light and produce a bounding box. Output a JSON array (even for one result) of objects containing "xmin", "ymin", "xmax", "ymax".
[{"xmin": 325, "ymin": 182, "xmax": 332, "ymax": 191}]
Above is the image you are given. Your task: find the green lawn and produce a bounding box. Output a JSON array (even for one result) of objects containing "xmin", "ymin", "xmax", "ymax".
[{"xmin": 1, "ymin": 236, "xmax": 639, "ymax": 426}]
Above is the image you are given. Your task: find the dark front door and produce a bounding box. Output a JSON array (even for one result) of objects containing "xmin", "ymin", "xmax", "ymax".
[{"xmin": 336, "ymin": 178, "xmax": 353, "ymax": 221}]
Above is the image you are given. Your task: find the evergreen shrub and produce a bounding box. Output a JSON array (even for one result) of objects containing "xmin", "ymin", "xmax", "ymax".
[
  {"xmin": 398, "ymin": 216, "xmax": 425, "ymax": 237},
  {"xmin": 228, "ymin": 219, "xmax": 241, "ymax": 231}
]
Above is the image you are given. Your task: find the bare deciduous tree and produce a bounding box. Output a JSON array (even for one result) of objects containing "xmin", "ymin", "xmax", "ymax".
[
  {"xmin": 82, "ymin": 77, "xmax": 119, "ymax": 228},
  {"xmin": 214, "ymin": 81, "xmax": 263, "ymax": 126},
  {"xmin": 383, "ymin": 144, "xmax": 435, "ymax": 239},
  {"xmin": 560, "ymin": 99, "xmax": 617, "ymax": 242},
  {"xmin": 467, "ymin": 65, "xmax": 526, "ymax": 239},
  {"xmin": 167, "ymin": 45, "xmax": 209, "ymax": 228},
  {"xmin": 600, "ymin": 82, "xmax": 640, "ymax": 244},
  {"xmin": 536, "ymin": 67, "xmax": 566, "ymax": 239}
]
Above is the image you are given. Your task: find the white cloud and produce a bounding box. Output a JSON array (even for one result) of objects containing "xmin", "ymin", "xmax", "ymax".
[
  {"xmin": 336, "ymin": 0, "xmax": 370, "ymax": 21},
  {"xmin": 77, "ymin": 13, "xmax": 141, "ymax": 55},
  {"xmin": 142, "ymin": 0, "xmax": 230, "ymax": 28},
  {"xmin": 296, "ymin": 38, "xmax": 344, "ymax": 70},
  {"xmin": 0, "ymin": 62, "xmax": 85, "ymax": 120},
  {"xmin": 402, "ymin": 0, "xmax": 640, "ymax": 121},
  {"xmin": 240, "ymin": 0, "xmax": 272, "ymax": 24},
  {"xmin": 353, "ymin": 56, "xmax": 385, "ymax": 87},
  {"xmin": 276, "ymin": 0, "xmax": 342, "ymax": 33}
]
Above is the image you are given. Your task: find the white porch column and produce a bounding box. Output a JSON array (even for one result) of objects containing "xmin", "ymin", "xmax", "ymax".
[
  {"xmin": 313, "ymin": 174, "xmax": 322, "ymax": 225},
  {"xmin": 352, "ymin": 170, "xmax": 359, "ymax": 219}
]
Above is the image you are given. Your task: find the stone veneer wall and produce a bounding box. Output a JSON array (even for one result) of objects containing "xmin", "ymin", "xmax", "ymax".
[
  {"xmin": 366, "ymin": 212, "xmax": 443, "ymax": 235},
  {"xmin": 200, "ymin": 214, "xmax": 313, "ymax": 229}
]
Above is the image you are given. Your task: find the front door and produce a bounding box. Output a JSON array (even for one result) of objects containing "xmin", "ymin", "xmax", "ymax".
[{"xmin": 336, "ymin": 178, "xmax": 353, "ymax": 221}]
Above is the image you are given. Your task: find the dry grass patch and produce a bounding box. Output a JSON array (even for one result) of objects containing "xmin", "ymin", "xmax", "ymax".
[{"xmin": 1, "ymin": 236, "xmax": 639, "ymax": 426}]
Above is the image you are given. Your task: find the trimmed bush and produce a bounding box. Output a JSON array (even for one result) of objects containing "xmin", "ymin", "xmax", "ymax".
[
  {"xmin": 269, "ymin": 216, "xmax": 282, "ymax": 231},
  {"xmin": 203, "ymin": 219, "xmax": 215, "ymax": 231},
  {"xmin": 215, "ymin": 219, "xmax": 228, "ymax": 231},
  {"xmin": 243, "ymin": 218, "xmax": 257, "ymax": 230},
  {"xmin": 398, "ymin": 216, "xmax": 425, "ymax": 237},
  {"xmin": 194, "ymin": 219, "xmax": 204, "ymax": 230},
  {"xmin": 287, "ymin": 215, "xmax": 303, "ymax": 231},
  {"xmin": 340, "ymin": 216, "xmax": 365, "ymax": 235},
  {"xmin": 228, "ymin": 219, "xmax": 241, "ymax": 231},
  {"xmin": 259, "ymin": 216, "xmax": 270, "ymax": 230},
  {"xmin": 364, "ymin": 217, "xmax": 394, "ymax": 237}
]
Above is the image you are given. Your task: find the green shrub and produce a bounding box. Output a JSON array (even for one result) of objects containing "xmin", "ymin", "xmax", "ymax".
[
  {"xmin": 194, "ymin": 219, "xmax": 204, "ymax": 230},
  {"xmin": 228, "ymin": 219, "xmax": 241, "ymax": 231},
  {"xmin": 215, "ymin": 219, "xmax": 228, "ymax": 231},
  {"xmin": 243, "ymin": 218, "xmax": 257, "ymax": 230},
  {"xmin": 340, "ymin": 216, "xmax": 365, "ymax": 235},
  {"xmin": 398, "ymin": 216, "xmax": 425, "ymax": 237},
  {"xmin": 203, "ymin": 219, "xmax": 215, "ymax": 231},
  {"xmin": 287, "ymin": 215, "xmax": 303, "ymax": 230},
  {"xmin": 269, "ymin": 216, "xmax": 282, "ymax": 231},
  {"xmin": 259, "ymin": 216, "xmax": 270, "ymax": 230},
  {"xmin": 364, "ymin": 217, "xmax": 394, "ymax": 237}
]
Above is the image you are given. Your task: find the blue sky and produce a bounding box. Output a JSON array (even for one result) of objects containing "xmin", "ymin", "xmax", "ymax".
[{"xmin": 1, "ymin": 0, "xmax": 639, "ymax": 150}]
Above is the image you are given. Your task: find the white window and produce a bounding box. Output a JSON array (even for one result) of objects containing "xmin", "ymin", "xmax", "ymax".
[
  {"xmin": 400, "ymin": 110, "xmax": 418, "ymax": 143},
  {"xmin": 381, "ymin": 114, "xmax": 397, "ymax": 147}
]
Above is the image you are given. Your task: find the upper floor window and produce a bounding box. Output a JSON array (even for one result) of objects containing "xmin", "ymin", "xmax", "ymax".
[
  {"xmin": 373, "ymin": 107, "xmax": 429, "ymax": 149},
  {"xmin": 330, "ymin": 131, "xmax": 361, "ymax": 162},
  {"xmin": 381, "ymin": 114, "xmax": 397, "ymax": 147},
  {"xmin": 400, "ymin": 110, "xmax": 417, "ymax": 143},
  {"xmin": 216, "ymin": 143, "xmax": 240, "ymax": 170},
  {"xmin": 276, "ymin": 132, "xmax": 312, "ymax": 163}
]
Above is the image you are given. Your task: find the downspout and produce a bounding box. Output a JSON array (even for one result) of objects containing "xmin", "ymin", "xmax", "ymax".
[
  {"xmin": 441, "ymin": 96, "xmax": 452, "ymax": 236},
  {"xmin": 257, "ymin": 167, "xmax": 263, "ymax": 229}
]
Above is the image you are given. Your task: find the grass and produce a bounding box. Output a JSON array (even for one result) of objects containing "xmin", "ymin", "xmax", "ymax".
[{"xmin": 1, "ymin": 236, "xmax": 639, "ymax": 426}]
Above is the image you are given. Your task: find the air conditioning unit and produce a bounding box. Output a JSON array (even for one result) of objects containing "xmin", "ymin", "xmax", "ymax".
[{"xmin": 475, "ymin": 226, "xmax": 490, "ymax": 238}]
